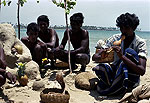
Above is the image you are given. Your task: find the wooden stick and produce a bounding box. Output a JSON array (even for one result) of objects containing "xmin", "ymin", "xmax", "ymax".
[{"xmin": 64, "ymin": 0, "xmax": 72, "ymax": 74}]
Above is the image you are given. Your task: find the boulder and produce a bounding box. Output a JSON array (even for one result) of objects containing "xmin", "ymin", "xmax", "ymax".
[
  {"xmin": 0, "ymin": 23, "xmax": 40, "ymax": 80},
  {"xmin": 0, "ymin": 23, "xmax": 32, "ymax": 68},
  {"xmin": 24, "ymin": 61, "xmax": 40, "ymax": 80},
  {"xmin": 138, "ymin": 99, "xmax": 150, "ymax": 103},
  {"xmin": 32, "ymin": 81, "xmax": 45, "ymax": 91},
  {"xmin": 75, "ymin": 71, "xmax": 99, "ymax": 90}
]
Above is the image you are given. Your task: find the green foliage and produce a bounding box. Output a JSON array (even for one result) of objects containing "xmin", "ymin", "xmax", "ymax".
[
  {"xmin": 52, "ymin": 0, "xmax": 76, "ymax": 14},
  {"xmin": 20, "ymin": 0, "xmax": 27, "ymax": 7},
  {"xmin": 0, "ymin": 0, "xmax": 11, "ymax": 6},
  {"xmin": 0, "ymin": 0, "xmax": 39, "ymax": 7},
  {"xmin": 16, "ymin": 62, "xmax": 26, "ymax": 77}
]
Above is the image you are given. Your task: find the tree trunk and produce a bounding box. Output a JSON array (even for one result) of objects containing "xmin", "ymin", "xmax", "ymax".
[
  {"xmin": 17, "ymin": 0, "xmax": 20, "ymax": 39},
  {"xmin": 64, "ymin": 0, "xmax": 72, "ymax": 73},
  {"xmin": 0, "ymin": 0, "xmax": 1, "ymax": 11}
]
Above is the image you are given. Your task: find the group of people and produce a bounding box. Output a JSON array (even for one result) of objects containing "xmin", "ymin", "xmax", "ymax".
[
  {"xmin": 0, "ymin": 12, "xmax": 147, "ymax": 96},
  {"xmin": 21, "ymin": 13, "xmax": 90, "ymax": 72}
]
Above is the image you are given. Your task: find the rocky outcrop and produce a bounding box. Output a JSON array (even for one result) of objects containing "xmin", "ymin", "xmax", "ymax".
[
  {"xmin": 0, "ymin": 23, "xmax": 40, "ymax": 80},
  {"xmin": 0, "ymin": 23, "xmax": 32, "ymax": 68}
]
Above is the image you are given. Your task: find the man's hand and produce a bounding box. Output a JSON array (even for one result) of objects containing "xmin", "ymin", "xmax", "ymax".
[
  {"xmin": 112, "ymin": 46, "xmax": 123, "ymax": 59},
  {"xmin": 59, "ymin": 45, "xmax": 64, "ymax": 50},
  {"xmin": 92, "ymin": 49, "xmax": 108, "ymax": 62},
  {"xmin": 6, "ymin": 72, "xmax": 16, "ymax": 84}
]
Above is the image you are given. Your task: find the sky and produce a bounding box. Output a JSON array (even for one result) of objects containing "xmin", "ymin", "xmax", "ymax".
[{"xmin": 0, "ymin": 0, "xmax": 150, "ymax": 31}]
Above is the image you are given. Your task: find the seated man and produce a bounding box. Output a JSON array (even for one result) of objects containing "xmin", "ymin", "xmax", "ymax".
[
  {"xmin": 37, "ymin": 15, "xmax": 59, "ymax": 66},
  {"xmin": 92, "ymin": 13, "xmax": 147, "ymax": 95},
  {"xmin": 0, "ymin": 46, "xmax": 16, "ymax": 87},
  {"xmin": 54, "ymin": 13, "xmax": 90, "ymax": 72},
  {"xmin": 21, "ymin": 23, "xmax": 47, "ymax": 66}
]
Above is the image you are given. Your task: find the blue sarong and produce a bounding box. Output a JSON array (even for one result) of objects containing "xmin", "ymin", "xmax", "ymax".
[{"xmin": 94, "ymin": 48, "xmax": 140, "ymax": 95}]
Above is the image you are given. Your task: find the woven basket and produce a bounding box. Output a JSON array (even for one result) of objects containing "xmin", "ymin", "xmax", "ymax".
[
  {"xmin": 96, "ymin": 49, "xmax": 114, "ymax": 63},
  {"xmin": 40, "ymin": 88, "xmax": 70, "ymax": 103}
]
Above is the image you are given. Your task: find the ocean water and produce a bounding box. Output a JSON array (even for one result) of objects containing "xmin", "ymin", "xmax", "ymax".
[{"xmin": 17, "ymin": 29, "xmax": 150, "ymax": 57}]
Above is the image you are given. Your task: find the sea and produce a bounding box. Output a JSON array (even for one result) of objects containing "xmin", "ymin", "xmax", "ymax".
[{"xmin": 16, "ymin": 29, "xmax": 150, "ymax": 57}]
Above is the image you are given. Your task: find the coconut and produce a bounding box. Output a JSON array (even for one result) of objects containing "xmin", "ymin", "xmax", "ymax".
[{"xmin": 14, "ymin": 44, "xmax": 23, "ymax": 54}]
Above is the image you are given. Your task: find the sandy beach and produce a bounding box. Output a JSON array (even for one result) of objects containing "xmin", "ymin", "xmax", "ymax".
[{"xmin": 0, "ymin": 57, "xmax": 150, "ymax": 103}]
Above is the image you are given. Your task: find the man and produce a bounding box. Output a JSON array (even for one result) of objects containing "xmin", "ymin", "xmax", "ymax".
[
  {"xmin": 54, "ymin": 13, "xmax": 90, "ymax": 72},
  {"xmin": 0, "ymin": 46, "xmax": 16, "ymax": 87},
  {"xmin": 37, "ymin": 15, "xmax": 59, "ymax": 66},
  {"xmin": 21, "ymin": 23, "xmax": 47, "ymax": 66},
  {"xmin": 92, "ymin": 13, "xmax": 147, "ymax": 95}
]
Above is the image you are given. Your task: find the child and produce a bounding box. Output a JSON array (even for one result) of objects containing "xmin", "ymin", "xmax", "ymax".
[{"xmin": 21, "ymin": 22, "xmax": 47, "ymax": 66}]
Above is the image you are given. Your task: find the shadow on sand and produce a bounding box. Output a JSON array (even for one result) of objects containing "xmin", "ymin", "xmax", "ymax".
[{"xmin": 89, "ymin": 89, "xmax": 123, "ymax": 102}]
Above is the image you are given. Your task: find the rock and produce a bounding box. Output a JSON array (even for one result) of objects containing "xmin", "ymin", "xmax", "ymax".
[
  {"xmin": 75, "ymin": 71, "xmax": 99, "ymax": 90},
  {"xmin": 16, "ymin": 101, "xmax": 24, "ymax": 103},
  {"xmin": 32, "ymin": 81, "xmax": 45, "ymax": 91},
  {"xmin": 0, "ymin": 23, "xmax": 32, "ymax": 69},
  {"xmin": 6, "ymin": 67, "xmax": 18, "ymax": 76},
  {"xmin": 138, "ymin": 99, "xmax": 150, "ymax": 103},
  {"xmin": 24, "ymin": 61, "xmax": 40, "ymax": 80},
  {"xmin": 4, "ymin": 83, "xmax": 16, "ymax": 89},
  {"xmin": 46, "ymin": 81, "xmax": 61, "ymax": 89},
  {"xmin": 36, "ymin": 74, "xmax": 42, "ymax": 81},
  {"xmin": 15, "ymin": 38, "xmax": 32, "ymax": 63}
]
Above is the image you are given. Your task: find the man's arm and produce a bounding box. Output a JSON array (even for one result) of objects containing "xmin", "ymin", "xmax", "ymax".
[
  {"xmin": 92, "ymin": 49, "xmax": 103, "ymax": 62},
  {"xmin": 0, "ymin": 46, "xmax": 16, "ymax": 84},
  {"xmin": 21, "ymin": 37, "xmax": 30, "ymax": 48},
  {"xmin": 113, "ymin": 46, "xmax": 146, "ymax": 76},
  {"xmin": 71, "ymin": 30, "xmax": 89, "ymax": 55},
  {"xmin": 121, "ymin": 55, "xmax": 146, "ymax": 76},
  {"xmin": 59, "ymin": 30, "xmax": 68, "ymax": 50},
  {"xmin": 0, "ymin": 46, "xmax": 6, "ymax": 69},
  {"xmin": 46, "ymin": 29, "xmax": 58, "ymax": 48}
]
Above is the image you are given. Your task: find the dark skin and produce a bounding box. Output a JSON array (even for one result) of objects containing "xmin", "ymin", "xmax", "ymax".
[
  {"xmin": 21, "ymin": 30, "xmax": 39, "ymax": 49},
  {"xmin": 92, "ymin": 26, "xmax": 146, "ymax": 76},
  {"xmin": 38, "ymin": 21, "xmax": 59, "ymax": 48},
  {"xmin": 0, "ymin": 46, "xmax": 16, "ymax": 87},
  {"xmin": 54, "ymin": 21, "xmax": 90, "ymax": 72},
  {"xmin": 58, "ymin": 21, "xmax": 89, "ymax": 55},
  {"xmin": 21, "ymin": 30, "xmax": 47, "ymax": 65}
]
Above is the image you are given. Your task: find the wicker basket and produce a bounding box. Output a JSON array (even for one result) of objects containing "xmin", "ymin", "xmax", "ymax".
[
  {"xmin": 96, "ymin": 49, "xmax": 114, "ymax": 63},
  {"xmin": 40, "ymin": 88, "xmax": 70, "ymax": 103}
]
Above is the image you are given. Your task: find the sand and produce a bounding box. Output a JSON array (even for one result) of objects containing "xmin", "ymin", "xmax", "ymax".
[{"xmin": 0, "ymin": 58, "xmax": 150, "ymax": 103}]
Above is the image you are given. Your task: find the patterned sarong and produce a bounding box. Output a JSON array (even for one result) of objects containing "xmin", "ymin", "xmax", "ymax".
[{"xmin": 93, "ymin": 48, "xmax": 140, "ymax": 95}]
